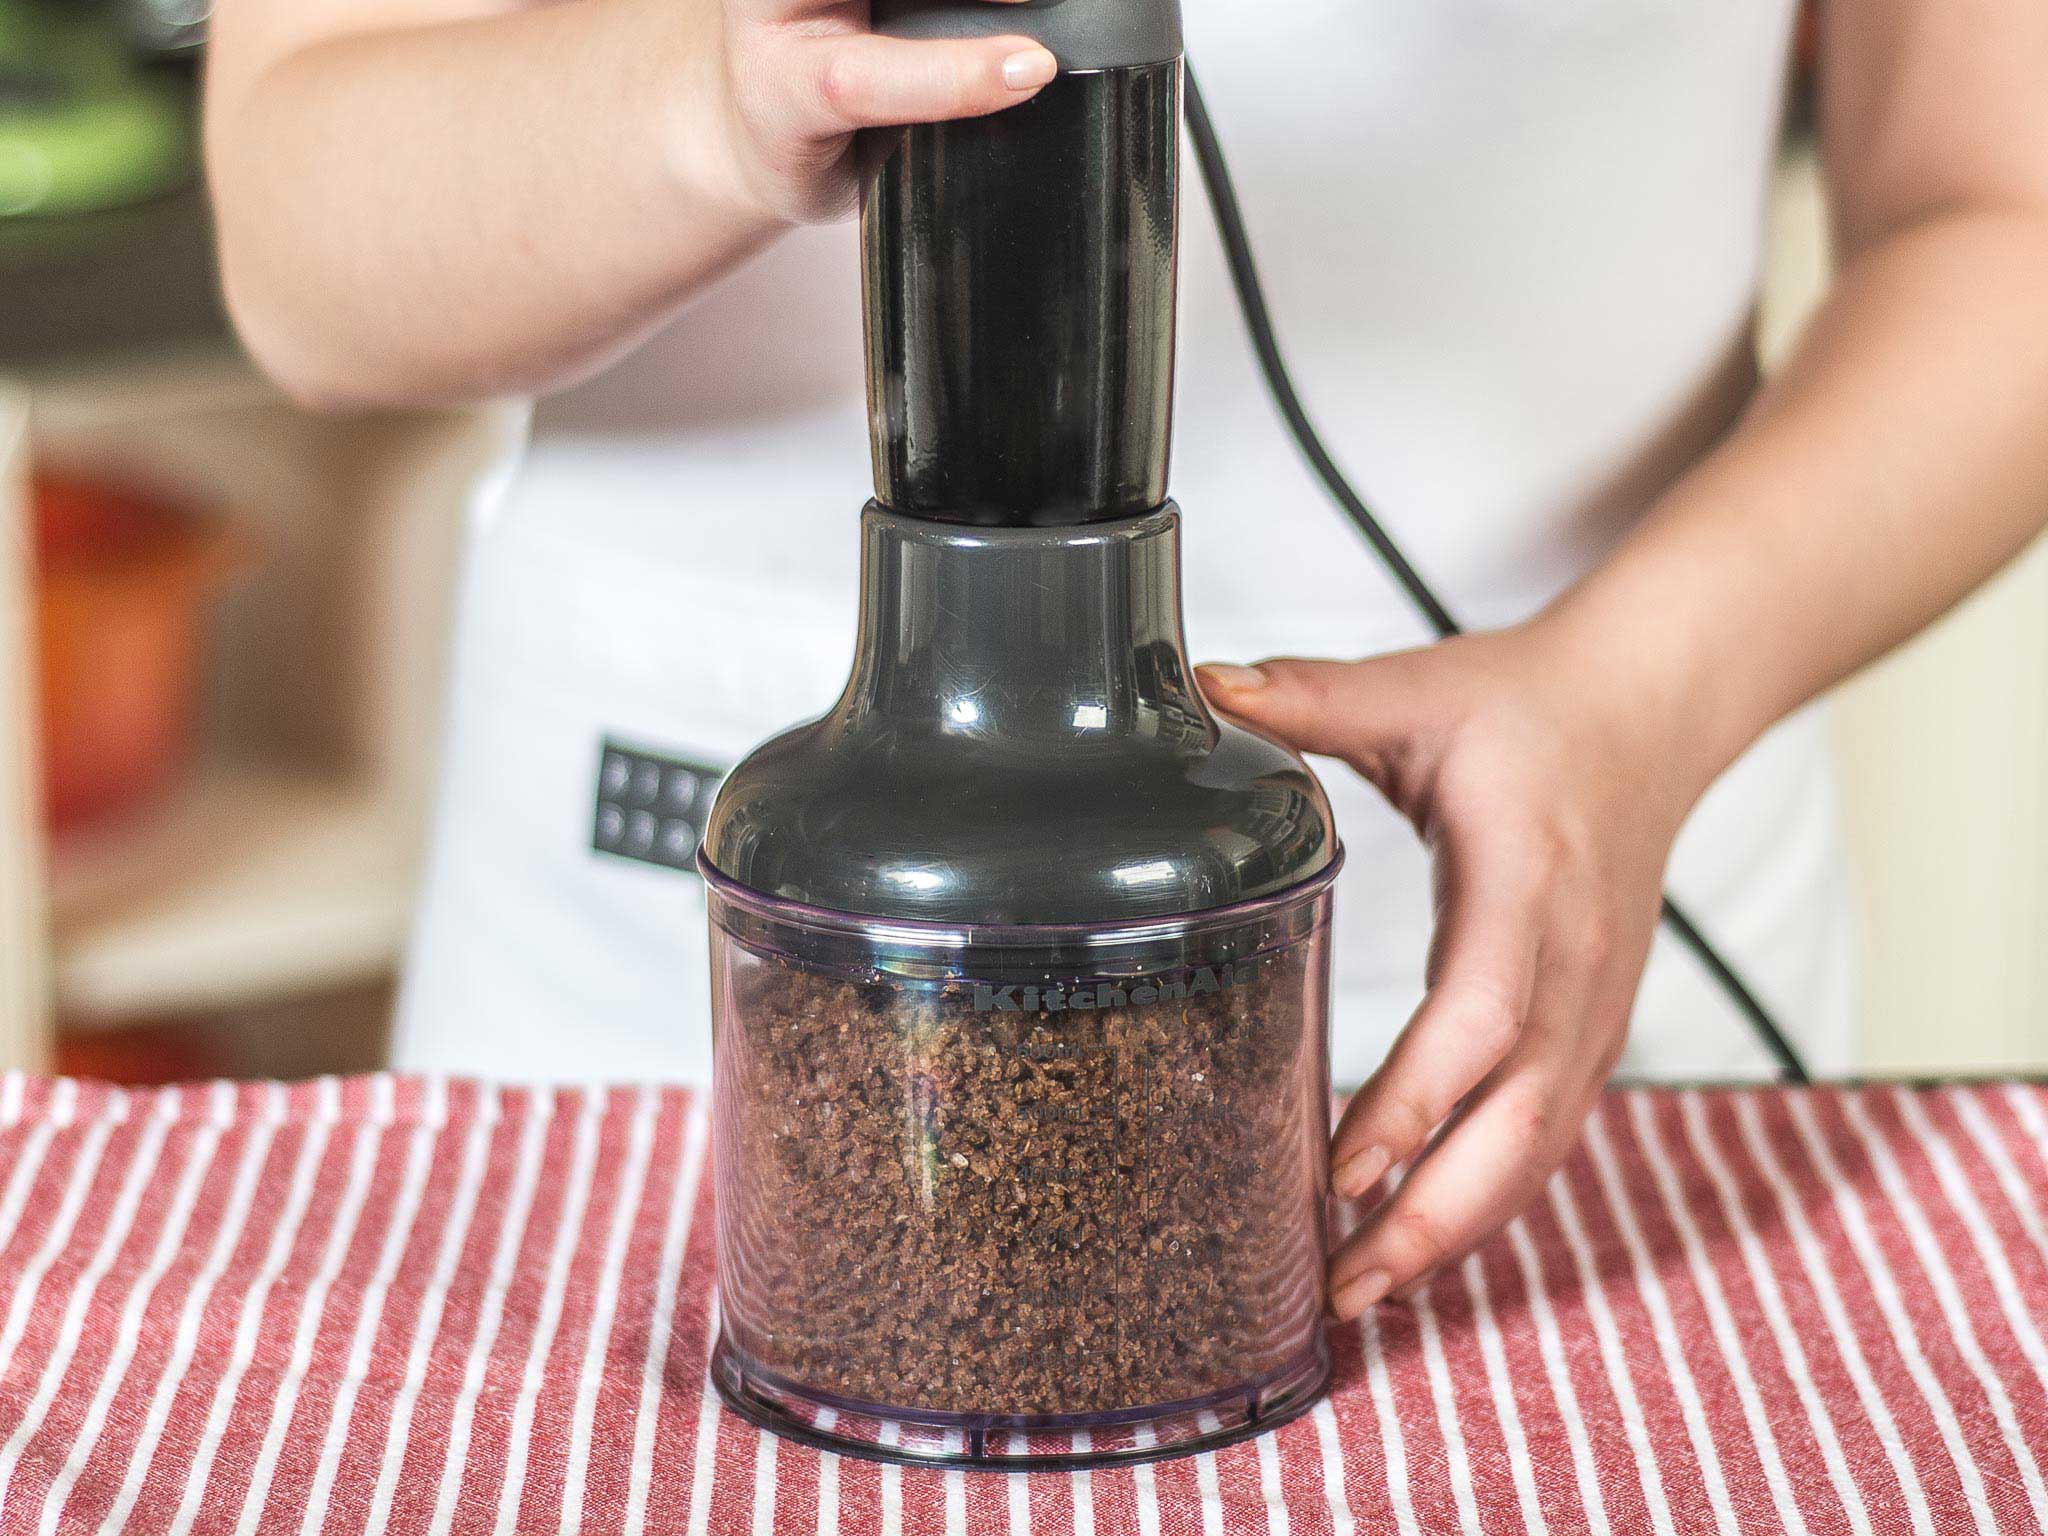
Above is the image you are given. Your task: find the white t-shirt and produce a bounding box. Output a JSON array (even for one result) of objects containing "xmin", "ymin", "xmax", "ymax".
[{"xmin": 395, "ymin": 0, "xmax": 1858, "ymax": 1086}]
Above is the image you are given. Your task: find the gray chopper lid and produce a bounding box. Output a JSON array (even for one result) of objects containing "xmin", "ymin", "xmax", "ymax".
[
  {"xmin": 701, "ymin": 507, "xmax": 1338, "ymax": 927},
  {"xmin": 872, "ymin": 0, "xmax": 1183, "ymax": 72}
]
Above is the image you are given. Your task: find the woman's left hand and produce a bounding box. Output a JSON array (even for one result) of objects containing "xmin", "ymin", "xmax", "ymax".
[{"xmin": 1198, "ymin": 615, "xmax": 1719, "ymax": 1319}]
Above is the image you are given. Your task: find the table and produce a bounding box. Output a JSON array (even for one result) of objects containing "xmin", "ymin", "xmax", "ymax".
[{"xmin": 0, "ymin": 1075, "xmax": 2039, "ymax": 1534}]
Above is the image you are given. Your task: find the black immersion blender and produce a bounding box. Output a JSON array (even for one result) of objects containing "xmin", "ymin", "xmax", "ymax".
[{"xmin": 700, "ymin": 0, "xmax": 1343, "ymax": 1470}]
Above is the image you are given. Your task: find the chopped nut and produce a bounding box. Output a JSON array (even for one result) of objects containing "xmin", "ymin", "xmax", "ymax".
[{"xmin": 714, "ymin": 942, "xmax": 1327, "ymax": 1416}]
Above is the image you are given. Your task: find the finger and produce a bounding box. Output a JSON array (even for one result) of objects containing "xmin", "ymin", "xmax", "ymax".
[
  {"xmin": 1194, "ymin": 656, "xmax": 1431, "ymax": 767},
  {"xmin": 1330, "ymin": 820, "xmax": 1546, "ymax": 1199},
  {"xmin": 1328, "ymin": 1045, "xmax": 1600, "ymax": 1319},
  {"xmin": 788, "ymin": 32, "xmax": 1056, "ymax": 136}
]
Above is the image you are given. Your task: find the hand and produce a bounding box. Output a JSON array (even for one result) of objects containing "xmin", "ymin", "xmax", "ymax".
[
  {"xmin": 663, "ymin": 0, "xmax": 1057, "ymax": 227},
  {"xmin": 1197, "ymin": 615, "xmax": 1717, "ymax": 1319}
]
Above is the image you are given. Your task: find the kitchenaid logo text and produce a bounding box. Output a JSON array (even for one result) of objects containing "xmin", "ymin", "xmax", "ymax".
[{"xmin": 973, "ymin": 960, "xmax": 1259, "ymax": 1014}]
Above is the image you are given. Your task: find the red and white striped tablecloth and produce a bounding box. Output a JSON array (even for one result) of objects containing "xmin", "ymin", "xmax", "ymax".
[{"xmin": 0, "ymin": 1074, "xmax": 2042, "ymax": 1533}]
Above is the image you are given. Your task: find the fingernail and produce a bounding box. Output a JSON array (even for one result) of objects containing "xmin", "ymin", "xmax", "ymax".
[
  {"xmin": 1002, "ymin": 48, "xmax": 1057, "ymax": 90},
  {"xmin": 1331, "ymin": 1268, "xmax": 1393, "ymax": 1320},
  {"xmin": 1196, "ymin": 663, "xmax": 1268, "ymax": 692},
  {"xmin": 1334, "ymin": 1144, "xmax": 1390, "ymax": 1200}
]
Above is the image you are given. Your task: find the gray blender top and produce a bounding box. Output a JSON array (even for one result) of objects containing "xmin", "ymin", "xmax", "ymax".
[
  {"xmin": 701, "ymin": 0, "xmax": 1336, "ymax": 928},
  {"xmin": 700, "ymin": 505, "xmax": 1339, "ymax": 928},
  {"xmin": 872, "ymin": 0, "xmax": 1183, "ymax": 72}
]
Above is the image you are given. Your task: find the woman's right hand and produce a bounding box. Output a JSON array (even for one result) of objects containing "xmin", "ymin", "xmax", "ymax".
[
  {"xmin": 206, "ymin": 0, "xmax": 1056, "ymax": 406},
  {"xmin": 677, "ymin": 0, "xmax": 1057, "ymax": 227}
]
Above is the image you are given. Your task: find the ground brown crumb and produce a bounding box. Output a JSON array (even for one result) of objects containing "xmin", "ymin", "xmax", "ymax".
[{"xmin": 715, "ymin": 944, "xmax": 1328, "ymax": 1417}]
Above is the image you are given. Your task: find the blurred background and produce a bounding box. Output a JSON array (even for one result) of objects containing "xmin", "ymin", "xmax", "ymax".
[{"xmin": 1, "ymin": 1, "xmax": 2043, "ymax": 1085}]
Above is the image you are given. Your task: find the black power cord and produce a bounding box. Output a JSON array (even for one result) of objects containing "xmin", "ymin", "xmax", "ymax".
[{"xmin": 1182, "ymin": 65, "xmax": 1812, "ymax": 1085}]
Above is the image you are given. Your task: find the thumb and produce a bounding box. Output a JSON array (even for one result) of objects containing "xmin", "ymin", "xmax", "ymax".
[{"xmin": 1196, "ymin": 656, "xmax": 1420, "ymax": 765}]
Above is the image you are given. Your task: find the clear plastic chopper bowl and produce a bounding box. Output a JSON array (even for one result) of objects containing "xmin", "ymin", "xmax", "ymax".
[{"xmin": 704, "ymin": 854, "xmax": 1339, "ymax": 1470}]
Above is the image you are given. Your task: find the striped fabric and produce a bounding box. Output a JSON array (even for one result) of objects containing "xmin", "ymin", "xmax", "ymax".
[{"xmin": 0, "ymin": 1077, "xmax": 2040, "ymax": 1533}]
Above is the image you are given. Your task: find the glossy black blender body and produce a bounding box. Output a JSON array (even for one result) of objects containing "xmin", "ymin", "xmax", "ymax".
[{"xmin": 700, "ymin": 0, "xmax": 1342, "ymax": 1470}]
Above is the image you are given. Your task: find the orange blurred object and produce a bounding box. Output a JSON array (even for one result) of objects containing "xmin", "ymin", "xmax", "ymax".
[
  {"xmin": 32, "ymin": 472, "xmax": 251, "ymax": 832},
  {"xmin": 54, "ymin": 1020, "xmax": 233, "ymax": 1086}
]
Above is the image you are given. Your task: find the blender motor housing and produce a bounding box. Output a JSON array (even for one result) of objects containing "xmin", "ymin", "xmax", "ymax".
[{"xmin": 700, "ymin": 0, "xmax": 1343, "ymax": 1470}]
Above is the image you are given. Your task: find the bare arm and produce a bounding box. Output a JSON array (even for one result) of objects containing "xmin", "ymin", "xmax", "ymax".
[
  {"xmin": 203, "ymin": 0, "xmax": 1055, "ymax": 408},
  {"xmin": 1200, "ymin": 0, "xmax": 2048, "ymax": 1314},
  {"xmin": 1553, "ymin": 0, "xmax": 2048, "ymax": 776}
]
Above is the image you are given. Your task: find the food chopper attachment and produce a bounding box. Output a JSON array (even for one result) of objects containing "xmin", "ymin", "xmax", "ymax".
[{"xmin": 699, "ymin": 0, "xmax": 1344, "ymax": 1470}]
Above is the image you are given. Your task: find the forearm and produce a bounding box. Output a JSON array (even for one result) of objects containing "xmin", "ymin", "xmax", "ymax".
[
  {"xmin": 1549, "ymin": 205, "xmax": 2048, "ymax": 791},
  {"xmin": 206, "ymin": 1, "xmax": 773, "ymax": 408}
]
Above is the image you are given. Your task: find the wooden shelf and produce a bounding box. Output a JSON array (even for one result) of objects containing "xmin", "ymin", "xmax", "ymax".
[
  {"xmin": 0, "ymin": 352, "xmax": 525, "ymax": 1065},
  {"xmin": 48, "ymin": 761, "xmax": 417, "ymax": 1026},
  {"xmin": 1, "ymin": 386, "xmax": 48, "ymax": 1068}
]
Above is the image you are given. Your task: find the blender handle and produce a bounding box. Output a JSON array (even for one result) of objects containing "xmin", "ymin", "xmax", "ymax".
[
  {"xmin": 859, "ymin": 6, "xmax": 1182, "ymax": 524},
  {"xmin": 870, "ymin": 0, "xmax": 1183, "ymax": 71}
]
